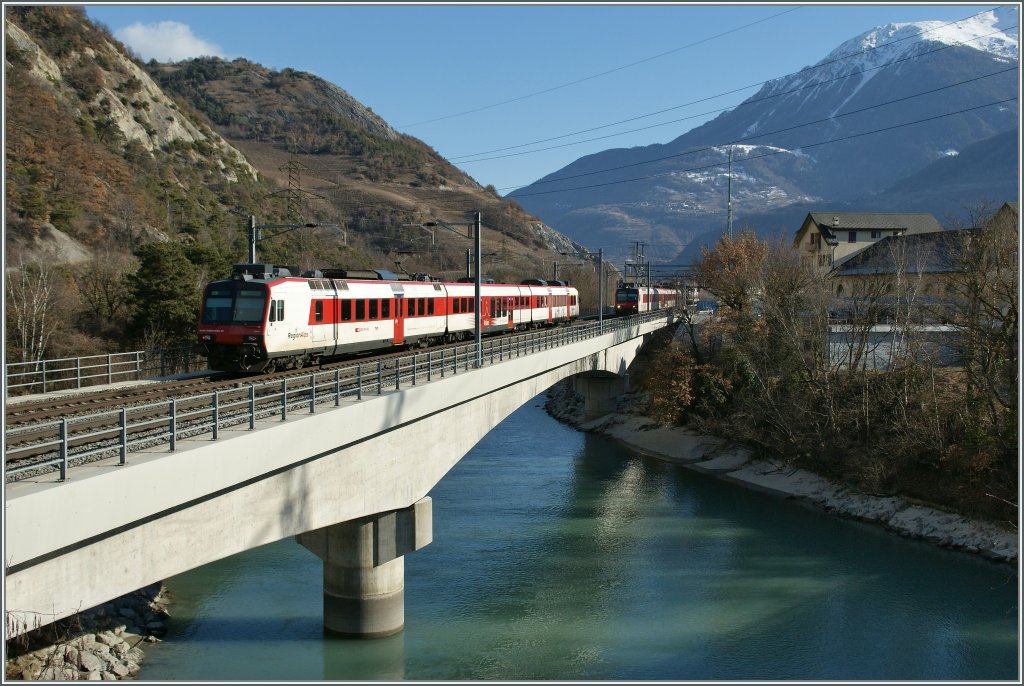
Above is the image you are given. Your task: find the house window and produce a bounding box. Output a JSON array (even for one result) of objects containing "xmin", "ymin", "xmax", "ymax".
[
  {"xmin": 848, "ymin": 231, "xmax": 857, "ymax": 243},
  {"xmin": 870, "ymin": 230, "xmax": 881, "ymax": 239}
]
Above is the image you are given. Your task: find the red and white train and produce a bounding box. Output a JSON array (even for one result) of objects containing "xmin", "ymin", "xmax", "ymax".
[
  {"xmin": 613, "ymin": 283, "xmax": 680, "ymax": 315},
  {"xmin": 197, "ymin": 264, "xmax": 580, "ymax": 372}
]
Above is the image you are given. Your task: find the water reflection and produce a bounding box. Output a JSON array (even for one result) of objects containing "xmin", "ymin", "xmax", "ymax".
[{"xmin": 142, "ymin": 398, "xmax": 1017, "ymax": 681}]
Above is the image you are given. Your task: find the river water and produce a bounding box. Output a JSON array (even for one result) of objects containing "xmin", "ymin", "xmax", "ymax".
[{"xmin": 140, "ymin": 395, "xmax": 1018, "ymax": 681}]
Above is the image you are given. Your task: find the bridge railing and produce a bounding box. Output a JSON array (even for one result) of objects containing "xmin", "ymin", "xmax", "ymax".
[
  {"xmin": 6, "ymin": 348, "xmax": 206, "ymax": 396},
  {"xmin": 5, "ymin": 310, "xmax": 674, "ymax": 483}
]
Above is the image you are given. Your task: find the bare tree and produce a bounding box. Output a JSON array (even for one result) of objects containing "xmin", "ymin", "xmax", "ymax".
[
  {"xmin": 72, "ymin": 251, "xmax": 138, "ymax": 322},
  {"xmin": 5, "ymin": 262, "xmax": 62, "ymax": 363},
  {"xmin": 945, "ymin": 204, "xmax": 1019, "ymax": 463},
  {"xmin": 697, "ymin": 228, "xmax": 769, "ymax": 311}
]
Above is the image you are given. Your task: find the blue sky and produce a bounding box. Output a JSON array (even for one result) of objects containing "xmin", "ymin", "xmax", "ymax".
[{"xmin": 83, "ymin": 3, "xmax": 1013, "ymax": 194}]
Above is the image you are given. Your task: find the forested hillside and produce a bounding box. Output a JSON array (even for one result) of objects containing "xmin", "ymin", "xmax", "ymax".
[{"xmin": 4, "ymin": 6, "xmax": 597, "ymax": 363}]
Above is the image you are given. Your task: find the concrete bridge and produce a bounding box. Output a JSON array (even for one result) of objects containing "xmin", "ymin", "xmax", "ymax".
[{"xmin": 5, "ymin": 313, "xmax": 675, "ymax": 639}]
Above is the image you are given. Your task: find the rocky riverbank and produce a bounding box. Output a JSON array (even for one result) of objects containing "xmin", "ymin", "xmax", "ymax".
[
  {"xmin": 5, "ymin": 583, "xmax": 170, "ymax": 680},
  {"xmin": 545, "ymin": 381, "xmax": 1018, "ymax": 565}
]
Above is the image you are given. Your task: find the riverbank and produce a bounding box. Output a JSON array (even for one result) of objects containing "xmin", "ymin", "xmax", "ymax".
[
  {"xmin": 545, "ymin": 382, "xmax": 1018, "ymax": 565},
  {"xmin": 5, "ymin": 583, "xmax": 170, "ymax": 680}
]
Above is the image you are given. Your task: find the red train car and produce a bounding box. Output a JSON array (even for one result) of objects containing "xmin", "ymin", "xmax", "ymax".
[
  {"xmin": 613, "ymin": 283, "xmax": 680, "ymax": 316},
  {"xmin": 197, "ymin": 265, "xmax": 580, "ymax": 372}
]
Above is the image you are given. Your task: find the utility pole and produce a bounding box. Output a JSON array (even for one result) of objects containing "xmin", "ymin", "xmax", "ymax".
[
  {"xmin": 598, "ymin": 248, "xmax": 604, "ymax": 328},
  {"xmin": 473, "ymin": 211, "xmax": 482, "ymax": 368},
  {"xmin": 247, "ymin": 214, "xmax": 337, "ymax": 264},
  {"xmin": 727, "ymin": 146, "xmax": 734, "ymax": 239}
]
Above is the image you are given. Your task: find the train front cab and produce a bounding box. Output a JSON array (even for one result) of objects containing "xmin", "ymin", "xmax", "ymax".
[
  {"xmin": 197, "ymin": 279, "xmax": 272, "ymax": 372},
  {"xmin": 615, "ymin": 286, "xmax": 640, "ymax": 316}
]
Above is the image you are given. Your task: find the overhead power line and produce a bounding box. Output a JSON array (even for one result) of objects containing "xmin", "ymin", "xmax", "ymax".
[
  {"xmin": 500, "ymin": 65, "xmax": 1018, "ymax": 193},
  {"xmin": 396, "ymin": 6, "xmax": 802, "ymax": 129},
  {"xmin": 456, "ymin": 25, "xmax": 1018, "ymax": 165},
  {"xmin": 509, "ymin": 97, "xmax": 1019, "ymax": 199},
  {"xmin": 450, "ymin": 10, "xmax": 1011, "ymax": 163}
]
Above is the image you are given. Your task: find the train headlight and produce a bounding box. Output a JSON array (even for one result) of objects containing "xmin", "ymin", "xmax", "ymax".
[
  {"xmin": 244, "ymin": 335, "xmax": 260, "ymax": 342},
  {"xmin": 201, "ymin": 334, "xmax": 214, "ymax": 342}
]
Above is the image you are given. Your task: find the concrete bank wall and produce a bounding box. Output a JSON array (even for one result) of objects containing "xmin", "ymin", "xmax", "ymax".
[{"xmin": 5, "ymin": 318, "xmax": 668, "ymax": 634}]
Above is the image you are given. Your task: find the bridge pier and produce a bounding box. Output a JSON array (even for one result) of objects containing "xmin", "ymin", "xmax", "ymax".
[
  {"xmin": 573, "ymin": 373, "xmax": 628, "ymax": 421},
  {"xmin": 297, "ymin": 497, "xmax": 432, "ymax": 638}
]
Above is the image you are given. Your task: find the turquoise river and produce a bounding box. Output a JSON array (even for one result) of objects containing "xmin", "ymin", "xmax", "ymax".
[{"xmin": 139, "ymin": 395, "xmax": 1019, "ymax": 680}]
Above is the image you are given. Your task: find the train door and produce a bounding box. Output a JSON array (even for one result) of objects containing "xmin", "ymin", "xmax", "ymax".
[
  {"xmin": 393, "ymin": 294, "xmax": 405, "ymax": 344},
  {"xmin": 507, "ymin": 297, "xmax": 514, "ymax": 329}
]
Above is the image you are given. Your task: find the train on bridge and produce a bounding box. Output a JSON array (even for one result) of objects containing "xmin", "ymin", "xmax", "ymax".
[
  {"xmin": 197, "ymin": 264, "xmax": 580, "ymax": 372},
  {"xmin": 613, "ymin": 283, "xmax": 681, "ymax": 315}
]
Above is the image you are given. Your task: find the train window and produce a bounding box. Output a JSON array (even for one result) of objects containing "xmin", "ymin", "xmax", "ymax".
[
  {"xmin": 341, "ymin": 300, "xmax": 352, "ymax": 322},
  {"xmin": 369, "ymin": 300, "xmax": 378, "ymax": 320},
  {"xmin": 382, "ymin": 299, "xmax": 390, "ymax": 318},
  {"xmin": 234, "ymin": 290, "xmax": 266, "ymax": 324},
  {"xmin": 453, "ymin": 299, "xmax": 461, "ymax": 314},
  {"xmin": 202, "ymin": 290, "xmax": 233, "ymax": 324},
  {"xmin": 356, "ymin": 300, "xmax": 365, "ymax": 320},
  {"xmin": 268, "ymin": 299, "xmax": 277, "ymax": 322},
  {"xmin": 407, "ymin": 299, "xmax": 415, "ymax": 317},
  {"xmin": 277, "ymin": 300, "xmax": 284, "ymax": 321},
  {"xmin": 315, "ymin": 300, "xmax": 324, "ymax": 323},
  {"xmin": 417, "ymin": 299, "xmax": 425, "ymax": 316},
  {"xmin": 428, "ymin": 299, "xmax": 435, "ymax": 315}
]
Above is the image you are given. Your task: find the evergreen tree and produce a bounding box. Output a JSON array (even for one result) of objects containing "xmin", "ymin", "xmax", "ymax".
[{"xmin": 127, "ymin": 242, "xmax": 202, "ymax": 347}]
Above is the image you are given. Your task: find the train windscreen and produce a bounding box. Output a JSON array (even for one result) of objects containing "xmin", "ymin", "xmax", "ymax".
[
  {"xmin": 202, "ymin": 284, "xmax": 267, "ymax": 325},
  {"xmin": 616, "ymin": 289, "xmax": 638, "ymax": 302}
]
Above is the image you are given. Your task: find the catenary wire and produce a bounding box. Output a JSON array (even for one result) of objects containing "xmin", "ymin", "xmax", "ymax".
[
  {"xmin": 455, "ymin": 25, "xmax": 1018, "ymax": 165},
  {"xmin": 396, "ymin": 6, "xmax": 803, "ymax": 129},
  {"xmin": 508, "ymin": 97, "xmax": 1019, "ymax": 199},
  {"xmin": 449, "ymin": 9, "xmax": 1010, "ymax": 162},
  {"xmin": 496, "ymin": 65, "xmax": 1019, "ymax": 192}
]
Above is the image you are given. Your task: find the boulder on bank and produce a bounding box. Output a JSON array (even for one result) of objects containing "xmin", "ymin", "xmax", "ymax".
[{"xmin": 5, "ymin": 583, "xmax": 170, "ymax": 681}]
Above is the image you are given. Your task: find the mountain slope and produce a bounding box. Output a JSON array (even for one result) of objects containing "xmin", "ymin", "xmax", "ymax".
[
  {"xmin": 674, "ymin": 127, "xmax": 1020, "ymax": 264},
  {"xmin": 4, "ymin": 6, "xmax": 272, "ymax": 262},
  {"xmin": 4, "ymin": 6, "xmax": 592, "ymax": 288},
  {"xmin": 145, "ymin": 56, "xmax": 593, "ymax": 283},
  {"xmin": 511, "ymin": 7, "xmax": 1019, "ymax": 265}
]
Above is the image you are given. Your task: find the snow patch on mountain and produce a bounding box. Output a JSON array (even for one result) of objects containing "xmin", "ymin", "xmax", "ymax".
[
  {"xmin": 837, "ymin": 7, "xmax": 1017, "ymax": 64},
  {"xmin": 763, "ymin": 8, "xmax": 1017, "ymax": 105}
]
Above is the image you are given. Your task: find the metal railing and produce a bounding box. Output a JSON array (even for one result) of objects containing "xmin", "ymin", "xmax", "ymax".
[
  {"xmin": 5, "ymin": 311, "xmax": 673, "ymax": 482},
  {"xmin": 6, "ymin": 347, "xmax": 206, "ymax": 396}
]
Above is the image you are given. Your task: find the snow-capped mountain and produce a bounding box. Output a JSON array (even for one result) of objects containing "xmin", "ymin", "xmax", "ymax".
[{"xmin": 511, "ymin": 8, "xmax": 1019, "ymax": 265}]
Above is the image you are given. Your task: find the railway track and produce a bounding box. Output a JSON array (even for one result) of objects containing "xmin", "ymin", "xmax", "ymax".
[
  {"xmin": 2, "ymin": 339, "xmax": 474, "ymax": 428},
  {"xmin": 3, "ymin": 314, "xmax": 653, "ymax": 483}
]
